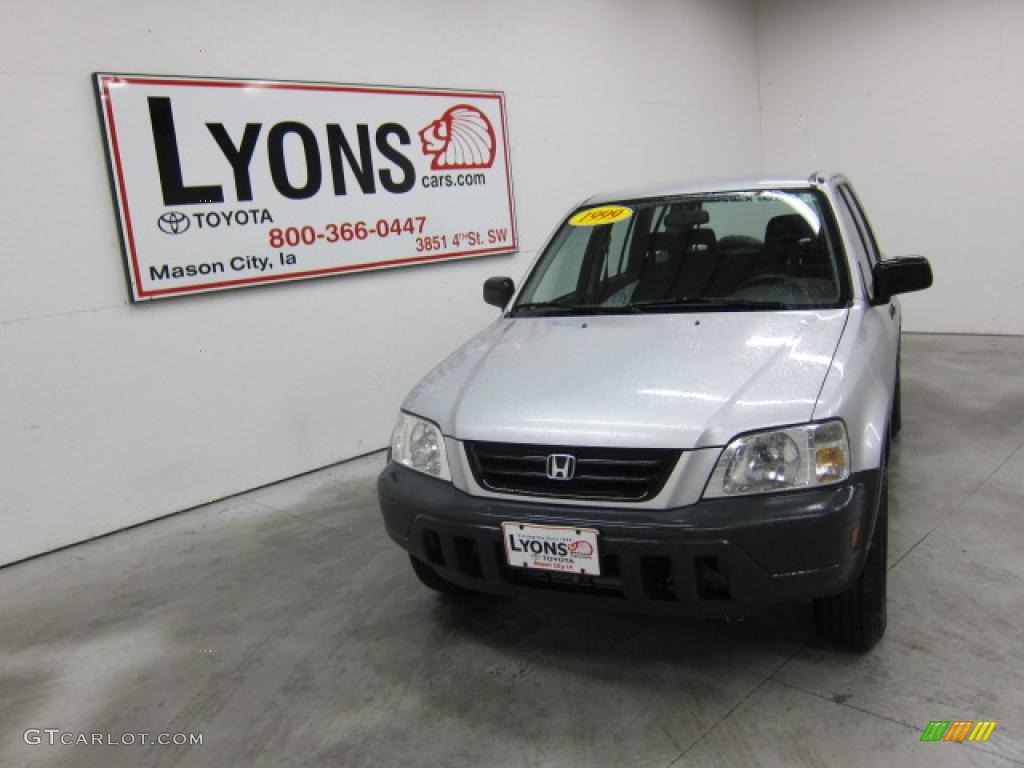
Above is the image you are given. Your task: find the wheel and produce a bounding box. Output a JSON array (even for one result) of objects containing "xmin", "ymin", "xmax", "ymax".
[
  {"xmin": 813, "ymin": 443, "xmax": 888, "ymax": 651},
  {"xmin": 409, "ymin": 555, "xmax": 465, "ymax": 595}
]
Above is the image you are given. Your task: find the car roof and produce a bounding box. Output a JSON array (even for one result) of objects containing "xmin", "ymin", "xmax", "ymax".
[{"xmin": 583, "ymin": 172, "xmax": 841, "ymax": 205}]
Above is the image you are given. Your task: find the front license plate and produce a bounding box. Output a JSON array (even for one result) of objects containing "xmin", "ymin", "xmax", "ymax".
[{"xmin": 501, "ymin": 522, "xmax": 601, "ymax": 576}]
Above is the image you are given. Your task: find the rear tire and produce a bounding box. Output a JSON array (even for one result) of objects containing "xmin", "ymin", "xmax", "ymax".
[
  {"xmin": 409, "ymin": 555, "xmax": 465, "ymax": 595},
  {"xmin": 813, "ymin": 445, "xmax": 888, "ymax": 651}
]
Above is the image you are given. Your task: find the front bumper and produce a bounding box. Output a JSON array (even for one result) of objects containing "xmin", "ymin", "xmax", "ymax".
[{"xmin": 377, "ymin": 463, "xmax": 881, "ymax": 617}]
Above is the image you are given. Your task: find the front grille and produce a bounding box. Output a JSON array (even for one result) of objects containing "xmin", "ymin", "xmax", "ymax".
[{"xmin": 465, "ymin": 442, "xmax": 679, "ymax": 502}]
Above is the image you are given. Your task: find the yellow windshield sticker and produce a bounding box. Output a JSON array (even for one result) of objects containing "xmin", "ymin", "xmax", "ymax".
[{"xmin": 569, "ymin": 205, "xmax": 633, "ymax": 226}]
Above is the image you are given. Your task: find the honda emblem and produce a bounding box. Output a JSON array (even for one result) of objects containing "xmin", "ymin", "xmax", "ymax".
[{"xmin": 546, "ymin": 454, "xmax": 577, "ymax": 481}]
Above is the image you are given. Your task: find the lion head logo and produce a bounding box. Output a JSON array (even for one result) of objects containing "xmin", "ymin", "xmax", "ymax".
[
  {"xmin": 567, "ymin": 541, "xmax": 594, "ymax": 557},
  {"xmin": 419, "ymin": 105, "xmax": 497, "ymax": 171}
]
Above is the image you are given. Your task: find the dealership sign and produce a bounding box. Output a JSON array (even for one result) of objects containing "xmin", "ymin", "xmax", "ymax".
[{"xmin": 94, "ymin": 74, "xmax": 517, "ymax": 301}]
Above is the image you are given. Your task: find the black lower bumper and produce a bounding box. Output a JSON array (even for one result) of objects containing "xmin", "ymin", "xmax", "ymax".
[{"xmin": 377, "ymin": 464, "xmax": 881, "ymax": 617}]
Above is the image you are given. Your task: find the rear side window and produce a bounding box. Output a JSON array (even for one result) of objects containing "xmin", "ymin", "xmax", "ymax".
[{"xmin": 706, "ymin": 195, "xmax": 801, "ymax": 242}]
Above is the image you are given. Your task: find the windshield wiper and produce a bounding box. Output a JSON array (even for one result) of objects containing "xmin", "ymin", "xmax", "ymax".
[
  {"xmin": 629, "ymin": 296, "xmax": 793, "ymax": 311},
  {"xmin": 511, "ymin": 296, "xmax": 792, "ymax": 316},
  {"xmin": 509, "ymin": 301, "xmax": 632, "ymax": 316}
]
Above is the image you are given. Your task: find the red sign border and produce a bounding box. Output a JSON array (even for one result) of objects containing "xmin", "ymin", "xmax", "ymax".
[{"xmin": 93, "ymin": 74, "xmax": 518, "ymax": 301}]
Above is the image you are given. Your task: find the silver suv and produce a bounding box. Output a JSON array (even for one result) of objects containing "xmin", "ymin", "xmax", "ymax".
[{"xmin": 377, "ymin": 173, "xmax": 932, "ymax": 650}]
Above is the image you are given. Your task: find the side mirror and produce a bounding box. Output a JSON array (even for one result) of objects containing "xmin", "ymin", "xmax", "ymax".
[
  {"xmin": 483, "ymin": 276, "xmax": 515, "ymax": 308},
  {"xmin": 873, "ymin": 256, "xmax": 932, "ymax": 302}
]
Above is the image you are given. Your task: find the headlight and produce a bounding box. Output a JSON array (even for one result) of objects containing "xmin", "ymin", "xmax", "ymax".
[
  {"xmin": 390, "ymin": 412, "xmax": 451, "ymax": 481},
  {"xmin": 704, "ymin": 420, "xmax": 850, "ymax": 498}
]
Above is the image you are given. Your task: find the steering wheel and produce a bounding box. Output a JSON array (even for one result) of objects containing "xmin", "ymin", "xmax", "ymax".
[{"xmin": 734, "ymin": 273, "xmax": 803, "ymax": 293}]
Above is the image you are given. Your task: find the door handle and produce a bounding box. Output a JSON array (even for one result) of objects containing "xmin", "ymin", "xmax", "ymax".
[{"xmin": 889, "ymin": 303, "xmax": 896, "ymax": 319}]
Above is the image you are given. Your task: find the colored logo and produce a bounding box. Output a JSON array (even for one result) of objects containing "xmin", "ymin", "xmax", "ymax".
[
  {"xmin": 569, "ymin": 206, "xmax": 633, "ymax": 227},
  {"xmin": 157, "ymin": 211, "xmax": 191, "ymax": 235},
  {"xmin": 419, "ymin": 105, "xmax": 497, "ymax": 170},
  {"xmin": 920, "ymin": 721, "xmax": 997, "ymax": 742},
  {"xmin": 567, "ymin": 540, "xmax": 594, "ymax": 557},
  {"xmin": 545, "ymin": 454, "xmax": 577, "ymax": 481}
]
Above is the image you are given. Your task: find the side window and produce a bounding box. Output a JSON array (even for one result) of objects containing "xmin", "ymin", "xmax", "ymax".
[
  {"xmin": 833, "ymin": 190, "xmax": 875, "ymax": 300},
  {"xmin": 838, "ymin": 185, "xmax": 880, "ymax": 265}
]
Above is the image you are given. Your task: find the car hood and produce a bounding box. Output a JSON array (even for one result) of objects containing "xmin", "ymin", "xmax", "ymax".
[{"xmin": 404, "ymin": 309, "xmax": 848, "ymax": 449}]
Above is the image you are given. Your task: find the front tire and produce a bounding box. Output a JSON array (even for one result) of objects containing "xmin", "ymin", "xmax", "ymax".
[
  {"xmin": 813, "ymin": 457, "xmax": 888, "ymax": 651},
  {"xmin": 409, "ymin": 555, "xmax": 465, "ymax": 595}
]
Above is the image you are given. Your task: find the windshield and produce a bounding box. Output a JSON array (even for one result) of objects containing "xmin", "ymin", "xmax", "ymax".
[{"xmin": 512, "ymin": 189, "xmax": 848, "ymax": 316}]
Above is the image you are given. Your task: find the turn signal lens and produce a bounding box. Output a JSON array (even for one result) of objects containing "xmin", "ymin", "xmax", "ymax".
[{"xmin": 815, "ymin": 446, "xmax": 848, "ymax": 483}]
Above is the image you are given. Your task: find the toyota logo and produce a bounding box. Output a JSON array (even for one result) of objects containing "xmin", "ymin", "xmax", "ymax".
[
  {"xmin": 546, "ymin": 454, "xmax": 576, "ymax": 481},
  {"xmin": 157, "ymin": 211, "xmax": 191, "ymax": 235}
]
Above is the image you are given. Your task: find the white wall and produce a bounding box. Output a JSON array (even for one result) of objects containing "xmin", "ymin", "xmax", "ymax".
[
  {"xmin": 757, "ymin": 0, "xmax": 1024, "ymax": 334},
  {"xmin": 1, "ymin": 0, "xmax": 761, "ymax": 565}
]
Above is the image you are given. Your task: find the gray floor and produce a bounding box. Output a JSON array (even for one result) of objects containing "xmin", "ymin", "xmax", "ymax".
[{"xmin": 2, "ymin": 334, "xmax": 1023, "ymax": 768}]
